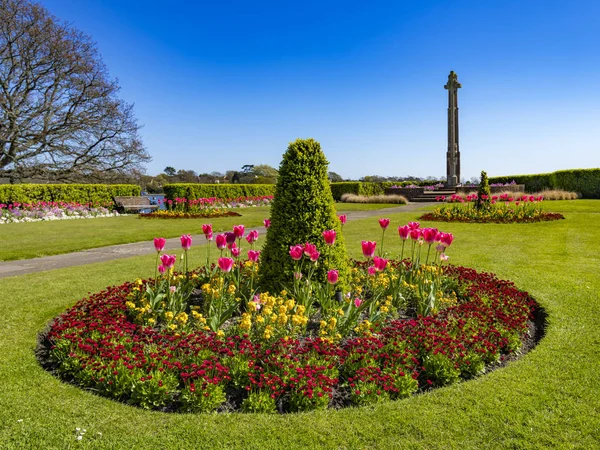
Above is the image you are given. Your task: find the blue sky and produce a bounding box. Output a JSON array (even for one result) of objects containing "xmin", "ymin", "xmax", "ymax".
[{"xmin": 40, "ymin": 0, "xmax": 600, "ymax": 180}]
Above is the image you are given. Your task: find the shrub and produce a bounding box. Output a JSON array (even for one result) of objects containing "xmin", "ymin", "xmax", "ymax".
[
  {"xmin": 0, "ymin": 184, "xmax": 139, "ymax": 204},
  {"xmin": 259, "ymin": 138, "xmax": 350, "ymax": 292},
  {"xmin": 476, "ymin": 171, "xmax": 491, "ymax": 211},
  {"xmin": 163, "ymin": 184, "xmax": 275, "ymax": 201}
]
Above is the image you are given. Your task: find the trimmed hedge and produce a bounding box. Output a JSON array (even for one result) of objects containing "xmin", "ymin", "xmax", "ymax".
[
  {"xmin": 0, "ymin": 184, "xmax": 140, "ymax": 204},
  {"xmin": 330, "ymin": 182, "xmax": 414, "ymax": 201},
  {"xmin": 163, "ymin": 184, "xmax": 275, "ymax": 201},
  {"xmin": 489, "ymin": 168, "xmax": 600, "ymax": 198}
]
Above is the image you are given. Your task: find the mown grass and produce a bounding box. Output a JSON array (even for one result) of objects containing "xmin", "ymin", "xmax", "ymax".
[
  {"xmin": 1, "ymin": 201, "xmax": 599, "ymax": 449},
  {"xmin": 0, "ymin": 203, "xmax": 402, "ymax": 262}
]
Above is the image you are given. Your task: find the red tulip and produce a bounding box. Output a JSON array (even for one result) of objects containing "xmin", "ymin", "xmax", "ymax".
[
  {"xmin": 408, "ymin": 221, "xmax": 420, "ymax": 230},
  {"xmin": 247, "ymin": 250, "xmax": 260, "ymax": 262},
  {"xmin": 361, "ymin": 241, "xmax": 376, "ymax": 258},
  {"xmin": 180, "ymin": 234, "xmax": 192, "ymax": 250},
  {"xmin": 440, "ymin": 233, "xmax": 454, "ymax": 247},
  {"xmin": 153, "ymin": 237, "xmax": 166, "ymax": 252},
  {"xmin": 218, "ymin": 257, "xmax": 234, "ymax": 272},
  {"xmin": 289, "ymin": 245, "xmax": 303, "ymax": 261},
  {"xmin": 233, "ymin": 225, "xmax": 245, "ymax": 238},
  {"xmin": 323, "ymin": 230, "xmax": 336, "ymax": 245},
  {"xmin": 338, "ymin": 214, "xmax": 347, "ymax": 225},
  {"xmin": 225, "ymin": 232, "xmax": 236, "ymax": 245},
  {"xmin": 303, "ymin": 243, "xmax": 317, "ymax": 257},
  {"xmin": 309, "ymin": 250, "xmax": 320, "ymax": 262},
  {"xmin": 327, "ymin": 269, "xmax": 339, "ymax": 284},
  {"xmin": 263, "ymin": 218, "xmax": 271, "ymax": 229},
  {"xmin": 410, "ymin": 229, "xmax": 421, "ymax": 241},
  {"xmin": 216, "ymin": 234, "xmax": 227, "ymax": 250},
  {"xmin": 378, "ymin": 218, "xmax": 390, "ymax": 229}
]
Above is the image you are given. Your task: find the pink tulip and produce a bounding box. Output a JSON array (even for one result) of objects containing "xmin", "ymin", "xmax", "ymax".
[
  {"xmin": 233, "ymin": 225, "xmax": 245, "ymax": 238},
  {"xmin": 180, "ymin": 234, "xmax": 193, "ymax": 250},
  {"xmin": 263, "ymin": 218, "xmax": 271, "ymax": 229},
  {"xmin": 246, "ymin": 230, "xmax": 259, "ymax": 244},
  {"xmin": 247, "ymin": 250, "xmax": 260, "ymax": 262},
  {"xmin": 309, "ymin": 250, "xmax": 320, "ymax": 262},
  {"xmin": 160, "ymin": 254, "xmax": 177, "ymax": 268},
  {"xmin": 338, "ymin": 214, "xmax": 347, "ymax": 225},
  {"xmin": 327, "ymin": 269, "xmax": 339, "ymax": 285},
  {"xmin": 378, "ymin": 218, "xmax": 390, "ymax": 229},
  {"xmin": 252, "ymin": 295, "xmax": 262, "ymax": 310},
  {"xmin": 202, "ymin": 224, "xmax": 213, "ymax": 240},
  {"xmin": 294, "ymin": 272, "xmax": 303, "ymax": 280},
  {"xmin": 289, "ymin": 245, "xmax": 304, "ymax": 261},
  {"xmin": 409, "ymin": 229, "xmax": 421, "ymax": 241},
  {"xmin": 440, "ymin": 253, "xmax": 449, "ymax": 262},
  {"xmin": 301, "ymin": 243, "xmax": 316, "ymax": 257},
  {"xmin": 216, "ymin": 234, "xmax": 227, "ymax": 250},
  {"xmin": 373, "ymin": 256, "xmax": 388, "ymax": 271},
  {"xmin": 231, "ymin": 247, "xmax": 241, "ymax": 258},
  {"xmin": 153, "ymin": 237, "xmax": 166, "ymax": 252},
  {"xmin": 170, "ymin": 286, "xmax": 177, "ymax": 293},
  {"xmin": 398, "ymin": 225, "xmax": 410, "ymax": 240},
  {"xmin": 368, "ymin": 266, "xmax": 377, "ymax": 276},
  {"xmin": 361, "ymin": 241, "xmax": 376, "ymax": 258},
  {"xmin": 158, "ymin": 265, "xmax": 167, "ymax": 274},
  {"xmin": 436, "ymin": 244, "xmax": 445, "ymax": 253},
  {"xmin": 440, "ymin": 233, "xmax": 454, "ymax": 248},
  {"xmin": 354, "ymin": 298, "xmax": 363, "ymax": 308},
  {"xmin": 323, "ymin": 230, "xmax": 336, "ymax": 246},
  {"xmin": 218, "ymin": 257, "xmax": 234, "ymax": 272},
  {"xmin": 408, "ymin": 221, "xmax": 420, "ymax": 230},
  {"xmin": 422, "ymin": 228, "xmax": 438, "ymax": 245}
]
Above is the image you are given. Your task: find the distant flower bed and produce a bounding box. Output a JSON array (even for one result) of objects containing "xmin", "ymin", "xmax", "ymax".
[
  {"xmin": 40, "ymin": 220, "xmax": 538, "ymax": 413},
  {"xmin": 390, "ymin": 183, "xmax": 445, "ymax": 190},
  {"xmin": 420, "ymin": 194, "xmax": 565, "ymax": 223},
  {"xmin": 140, "ymin": 210, "xmax": 242, "ymax": 219},
  {"xmin": 0, "ymin": 201, "xmax": 117, "ymax": 224}
]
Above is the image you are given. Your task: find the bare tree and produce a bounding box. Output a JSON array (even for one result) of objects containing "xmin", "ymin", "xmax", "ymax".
[{"xmin": 0, "ymin": 0, "xmax": 150, "ymax": 182}]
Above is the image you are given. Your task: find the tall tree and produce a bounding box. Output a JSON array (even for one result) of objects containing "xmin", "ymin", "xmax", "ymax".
[{"xmin": 0, "ymin": 0, "xmax": 150, "ymax": 182}]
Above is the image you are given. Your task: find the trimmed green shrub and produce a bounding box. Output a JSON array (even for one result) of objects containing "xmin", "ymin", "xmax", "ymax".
[
  {"xmin": 330, "ymin": 181, "xmax": 414, "ymax": 201},
  {"xmin": 476, "ymin": 171, "xmax": 491, "ymax": 210},
  {"xmin": 163, "ymin": 184, "xmax": 275, "ymax": 201},
  {"xmin": 0, "ymin": 184, "xmax": 140, "ymax": 204},
  {"xmin": 489, "ymin": 168, "xmax": 600, "ymax": 198},
  {"xmin": 259, "ymin": 138, "xmax": 349, "ymax": 292}
]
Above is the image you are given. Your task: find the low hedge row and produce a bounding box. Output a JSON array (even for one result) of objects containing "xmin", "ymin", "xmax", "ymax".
[
  {"xmin": 163, "ymin": 184, "xmax": 275, "ymax": 201},
  {"xmin": 0, "ymin": 184, "xmax": 140, "ymax": 204},
  {"xmin": 489, "ymin": 168, "xmax": 600, "ymax": 198},
  {"xmin": 330, "ymin": 182, "xmax": 417, "ymax": 201}
]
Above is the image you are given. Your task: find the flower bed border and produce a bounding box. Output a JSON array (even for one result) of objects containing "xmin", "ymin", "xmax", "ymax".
[
  {"xmin": 139, "ymin": 211, "xmax": 242, "ymax": 219},
  {"xmin": 419, "ymin": 212, "xmax": 565, "ymax": 223}
]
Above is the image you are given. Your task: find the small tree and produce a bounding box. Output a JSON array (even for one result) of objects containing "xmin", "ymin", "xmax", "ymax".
[
  {"xmin": 476, "ymin": 170, "xmax": 492, "ymax": 210},
  {"xmin": 259, "ymin": 138, "xmax": 349, "ymax": 292}
]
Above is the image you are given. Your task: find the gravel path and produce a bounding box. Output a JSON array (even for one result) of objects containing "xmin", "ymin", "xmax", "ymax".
[{"xmin": 0, "ymin": 202, "xmax": 434, "ymax": 278}]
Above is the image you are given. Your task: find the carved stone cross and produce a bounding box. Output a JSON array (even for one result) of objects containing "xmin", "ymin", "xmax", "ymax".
[{"xmin": 445, "ymin": 71, "xmax": 461, "ymax": 187}]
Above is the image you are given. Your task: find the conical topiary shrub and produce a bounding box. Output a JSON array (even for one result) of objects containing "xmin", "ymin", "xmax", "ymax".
[
  {"xmin": 476, "ymin": 170, "xmax": 492, "ymax": 210},
  {"xmin": 259, "ymin": 138, "xmax": 349, "ymax": 293}
]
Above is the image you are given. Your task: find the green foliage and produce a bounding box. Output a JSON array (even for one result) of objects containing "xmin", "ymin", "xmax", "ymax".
[
  {"xmin": 489, "ymin": 168, "xmax": 600, "ymax": 198},
  {"xmin": 240, "ymin": 391, "xmax": 277, "ymax": 413},
  {"xmin": 259, "ymin": 138, "xmax": 350, "ymax": 292},
  {"xmin": 330, "ymin": 181, "xmax": 408, "ymax": 201},
  {"xmin": 163, "ymin": 183, "xmax": 275, "ymax": 200},
  {"xmin": 422, "ymin": 353, "xmax": 461, "ymax": 387},
  {"xmin": 0, "ymin": 184, "xmax": 140, "ymax": 204},
  {"xmin": 476, "ymin": 171, "xmax": 492, "ymax": 210}
]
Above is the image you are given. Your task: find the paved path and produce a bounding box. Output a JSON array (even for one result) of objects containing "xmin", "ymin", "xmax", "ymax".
[{"xmin": 0, "ymin": 202, "xmax": 434, "ymax": 279}]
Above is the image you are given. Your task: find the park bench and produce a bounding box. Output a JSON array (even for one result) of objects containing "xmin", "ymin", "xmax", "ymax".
[{"xmin": 113, "ymin": 196, "xmax": 159, "ymax": 213}]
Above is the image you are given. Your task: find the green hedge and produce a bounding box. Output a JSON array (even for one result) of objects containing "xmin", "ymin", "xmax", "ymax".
[
  {"xmin": 0, "ymin": 184, "xmax": 140, "ymax": 204},
  {"xmin": 330, "ymin": 182, "xmax": 412, "ymax": 200},
  {"xmin": 163, "ymin": 184, "xmax": 276, "ymax": 201},
  {"xmin": 489, "ymin": 168, "xmax": 600, "ymax": 198}
]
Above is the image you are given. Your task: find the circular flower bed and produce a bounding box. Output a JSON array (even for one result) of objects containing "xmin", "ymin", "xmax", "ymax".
[
  {"xmin": 421, "ymin": 194, "xmax": 565, "ymax": 223},
  {"xmin": 39, "ymin": 221, "xmax": 540, "ymax": 413}
]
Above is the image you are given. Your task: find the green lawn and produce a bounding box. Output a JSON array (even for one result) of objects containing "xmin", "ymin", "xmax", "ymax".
[
  {"xmin": 0, "ymin": 203, "xmax": 405, "ymax": 262},
  {"xmin": 1, "ymin": 201, "xmax": 598, "ymax": 449}
]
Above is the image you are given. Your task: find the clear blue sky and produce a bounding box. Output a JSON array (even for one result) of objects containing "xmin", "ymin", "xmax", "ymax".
[{"xmin": 40, "ymin": 0, "xmax": 600, "ymax": 180}]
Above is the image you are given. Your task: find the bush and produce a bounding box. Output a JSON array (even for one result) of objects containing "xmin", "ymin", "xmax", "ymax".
[
  {"xmin": 489, "ymin": 168, "xmax": 600, "ymax": 198},
  {"xmin": 259, "ymin": 138, "xmax": 350, "ymax": 292},
  {"xmin": 0, "ymin": 184, "xmax": 139, "ymax": 204},
  {"xmin": 330, "ymin": 182, "xmax": 412, "ymax": 201},
  {"xmin": 339, "ymin": 193, "xmax": 408, "ymax": 204},
  {"xmin": 163, "ymin": 184, "xmax": 275, "ymax": 201},
  {"xmin": 476, "ymin": 171, "xmax": 491, "ymax": 211}
]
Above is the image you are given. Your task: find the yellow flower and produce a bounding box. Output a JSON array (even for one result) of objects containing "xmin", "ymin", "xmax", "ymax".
[
  {"xmin": 256, "ymin": 315, "xmax": 265, "ymax": 324},
  {"xmin": 165, "ymin": 311, "xmax": 174, "ymax": 321},
  {"xmin": 125, "ymin": 301, "xmax": 136, "ymax": 310},
  {"xmin": 320, "ymin": 320, "xmax": 327, "ymax": 329},
  {"xmin": 147, "ymin": 318, "xmax": 156, "ymax": 325},
  {"xmin": 216, "ymin": 330, "xmax": 225, "ymax": 338},
  {"xmin": 175, "ymin": 312, "xmax": 188, "ymax": 324},
  {"xmin": 227, "ymin": 284, "xmax": 236, "ymax": 294},
  {"xmin": 169, "ymin": 324, "xmax": 177, "ymax": 330},
  {"xmin": 328, "ymin": 317, "xmax": 337, "ymax": 330}
]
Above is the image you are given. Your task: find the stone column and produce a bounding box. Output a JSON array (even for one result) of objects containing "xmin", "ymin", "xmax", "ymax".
[{"xmin": 444, "ymin": 71, "xmax": 461, "ymax": 187}]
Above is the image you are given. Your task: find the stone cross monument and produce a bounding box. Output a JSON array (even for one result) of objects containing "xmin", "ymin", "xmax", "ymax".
[{"xmin": 444, "ymin": 71, "xmax": 461, "ymax": 187}]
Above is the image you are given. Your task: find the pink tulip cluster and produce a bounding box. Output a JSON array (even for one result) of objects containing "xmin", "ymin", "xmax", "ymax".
[
  {"xmin": 289, "ymin": 243, "xmax": 320, "ymax": 262},
  {"xmin": 441, "ymin": 193, "xmax": 543, "ymax": 204},
  {"xmin": 398, "ymin": 222, "xmax": 453, "ymax": 248}
]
